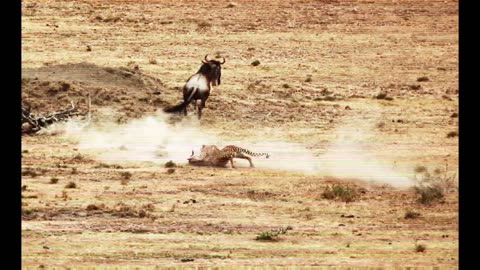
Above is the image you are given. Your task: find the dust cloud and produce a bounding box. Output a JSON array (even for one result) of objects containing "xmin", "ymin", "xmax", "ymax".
[
  {"xmin": 63, "ymin": 111, "xmax": 219, "ymax": 164},
  {"xmin": 58, "ymin": 110, "xmax": 414, "ymax": 188},
  {"xmin": 239, "ymin": 126, "xmax": 413, "ymax": 188}
]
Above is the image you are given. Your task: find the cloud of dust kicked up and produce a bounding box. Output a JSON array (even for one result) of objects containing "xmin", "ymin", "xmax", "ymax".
[
  {"xmin": 63, "ymin": 112, "xmax": 218, "ymax": 164},
  {"xmin": 60, "ymin": 110, "xmax": 414, "ymax": 188}
]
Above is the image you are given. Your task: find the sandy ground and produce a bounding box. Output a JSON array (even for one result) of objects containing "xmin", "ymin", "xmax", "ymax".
[{"xmin": 22, "ymin": 0, "xmax": 458, "ymax": 268}]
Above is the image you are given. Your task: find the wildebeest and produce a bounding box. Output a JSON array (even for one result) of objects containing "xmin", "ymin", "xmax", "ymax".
[{"xmin": 163, "ymin": 55, "xmax": 225, "ymax": 119}]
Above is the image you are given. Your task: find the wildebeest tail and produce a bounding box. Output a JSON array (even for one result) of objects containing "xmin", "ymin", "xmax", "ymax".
[
  {"xmin": 163, "ymin": 88, "xmax": 198, "ymax": 113},
  {"xmin": 163, "ymin": 102, "xmax": 185, "ymax": 113}
]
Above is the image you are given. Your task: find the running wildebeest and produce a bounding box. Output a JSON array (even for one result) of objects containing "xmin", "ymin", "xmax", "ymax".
[{"xmin": 163, "ymin": 55, "xmax": 225, "ymax": 119}]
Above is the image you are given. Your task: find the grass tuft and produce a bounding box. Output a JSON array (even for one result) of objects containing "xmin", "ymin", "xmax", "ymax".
[
  {"xmin": 322, "ymin": 184, "xmax": 360, "ymax": 202},
  {"xmin": 404, "ymin": 210, "xmax": 421, "ymax": 219},
  {"xmin": 65, "ymin": 182, "xmax": 77, "ymax": 189},
  {"xmin": 255, "ymin": 227, "xmax": 292, "ymax": 241},
  {"xmin": 251, "ymin": 60, "xmax": 261, "ymax": 66},
  {"xmin": 415, "ymin": 244, "xmax": 426, "ymax": 252}
]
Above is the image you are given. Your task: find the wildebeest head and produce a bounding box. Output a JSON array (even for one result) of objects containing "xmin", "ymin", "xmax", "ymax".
[
  {"xmin": 187, "ymin": 150, "xmax": 206, "ymax": 165},
  {"xmin": 198, "ymin": 54, "xmax": 225, "ymax": 86},
  {"xmin": 188, "ymin": 150, "xmax": 196, "ymax": 161}
]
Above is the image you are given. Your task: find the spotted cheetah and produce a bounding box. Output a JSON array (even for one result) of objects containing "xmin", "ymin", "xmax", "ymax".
[{"xmin": 188, "ymin": 145, "xmax": 270, "ymax": 168}]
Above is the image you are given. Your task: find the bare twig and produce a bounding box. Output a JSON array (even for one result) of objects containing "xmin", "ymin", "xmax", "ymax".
[{"xmin": 21, "ymin": 102, "xmax": 85, "ymax": 135}]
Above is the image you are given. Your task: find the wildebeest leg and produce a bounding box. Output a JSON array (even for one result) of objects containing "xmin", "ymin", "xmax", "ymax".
[
  {"xmin": 182, "ymin": 95, "xmax": 189, "ymax": 116},
  {"xmin": 198, "ymin": 97, "xmax": 207, "ymax": 119},
  {"xmin": 183, "ymin": 103, "xmax": 188, "ymax": 116},
  {"xmin": 192, "ymin": 99, "xmax": 197, "ymax": 110},
  {"xmin": 236, "ymin": 153, "xmax": 254, "ymax": 167}
]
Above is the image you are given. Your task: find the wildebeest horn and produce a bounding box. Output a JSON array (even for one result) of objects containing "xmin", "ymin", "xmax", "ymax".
[
  {"xmin": 202, "ymin": 54, "xmax": 210, "ymax": 64},
  {"xmin": 220, "ymin": 57, "xmax": 225, "ymax": 64}
]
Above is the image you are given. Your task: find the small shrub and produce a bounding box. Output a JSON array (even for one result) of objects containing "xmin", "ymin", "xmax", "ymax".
[
  {"xmin": 255, "ymin": 227, "xmax": 292, "ymax": 241},
  {"xmin": 450, "ymin": 113, "xmax": 458, "ymax": 118},
  {"xmin": 121, "ymin": 179, "xmax": 129, "ymax": 185},
  {"xmin": 110, "ymin": 202, "xmax": 154, "ymax": 219},
  {"xmin": 282, "ymin": 84, "xmax": 290, "ymax": 89},
  {"xmin": 95, "ymin": 163, "xmax": 123, "ymax": 169},
  {"xmin": 417, "ymin": 77, "xmax": 430, "ymax": 82},
  {"xmin": 120, "ymin": 171, "xmax": 132, "ymax": 180},
  {"xmin": 376, "ymin": 93, "xmax": 394, "ymax": 100},
  {"xmin": 251, "ymin": 60, "xmax": 261, "ymax": 66},
  {"xmin": 86, "ymin": 204, "xmax": 105, "ymax": 211},
  {"xmin": 415, "ymin": 244, "xmax": 426, "ymax": 252},
  {"xmin": 324, "ymin": 95, "xmax": 337, "ymax": 101},
  {"xmin": 149, "ymin": 58, "xmax": 157, "ymax": 65},
  {"xmin": 22, "ymin": 168, "xmax": 39, "ymax": 178},
  {"xmin": 305, "ymin": 77, "xmax": 312, "ymax": 83},
  {"xmin": 71, "ymin": 168, "xmax": 78, "ymax": 175},
  {"xmin": 404, "ymin": 210, "xmax": 421, "ymax": 219},
  {"xmin": 142, "ymin": 203, "xmax": 155, "ymax": 211},
  {"xmin": 65, "ymin": 182, "xmax": 77, "ymax": 189},
  {"xmin": 442, "ymin": 95, "xmax": 452, "ymax": 101},
  {"xmin": 255, "ymin": 231, "xmax": 277, "ymax": 241},
  {"xmin": 376, "ymin": 93, "xmax": 388, "ymax": 99},
  {"xmin": 322, "ymin": 184, "xmax": 359, "ymax": 202},
  {"xmin": 446, "ymin": 131, "xmax": 458, "ymax": 138},
  {"xmin": 376, "ymin": 122, "xmax": 386, "ymax": 129},
  {"xmin": 165, "ymin": 161, "xmax": 176, "ymax": 168},
  {"xmin": 414, "ymin": 166, "xmax": 428, "ymax": 173},
  {"xmin": 197, "ymin": 21, "xmax": 212, "ymax": 29},
  {"xmin": 321, "ymin": 186, "xmax": 336, "ymax": 200},
  {"xmin": 61, "ymin": 190, "xmax": 69, "ymax": 200},
  {"xmin": 414, "ymin": 184, "xmax": 444, "ymax": 204},
  {"xmin": 50, "ymin": 178, "xmax": 59, "ymax": 184},
  {"xmin": 22, "ymin": 208, "xmax": 38, "ymax": 219},
  {"xmin": 72, "ymin": 154, "xmax": 85, "ymax": 161},
  {"xmin": 167, "ymin": 168, "xmax": 175, "ymax": 174}
]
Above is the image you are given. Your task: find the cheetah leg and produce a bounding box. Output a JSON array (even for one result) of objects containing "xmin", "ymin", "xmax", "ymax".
[
  {"xmin": 229, "ymin": 158, "xmax": 236, "ymax": 168},
  {"xmin": 236, "ymin": 153, "xmax": 254, "ymax": 168}
]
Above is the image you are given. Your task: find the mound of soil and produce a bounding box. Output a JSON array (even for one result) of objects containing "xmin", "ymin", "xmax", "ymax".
[
  {"xmin": 23, "ymin": 62, "xmax": 164, "ymax": 90},
  {"xmin": 22, "ymin": 62, "xmax": 170, "ymax": 120}
]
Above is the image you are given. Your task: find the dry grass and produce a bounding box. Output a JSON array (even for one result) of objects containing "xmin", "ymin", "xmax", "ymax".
[
  {"xmin": 21, "ymin": 0, "xmax": 458, "ymax": 268},
  {"xmin": 65, "ymin": 182, "xmax": 77, "ymax": 189}
]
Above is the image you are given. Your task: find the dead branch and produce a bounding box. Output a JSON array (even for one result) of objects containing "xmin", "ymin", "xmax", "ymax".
[{"xmin": 21, "ymin": 102, "xmax": 86, "ymax": 135}]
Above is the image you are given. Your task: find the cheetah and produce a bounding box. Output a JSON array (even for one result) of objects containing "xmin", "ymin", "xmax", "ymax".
[{"xmin": 188, "ymin": 145, "xmax": 270, "ymax": 168}]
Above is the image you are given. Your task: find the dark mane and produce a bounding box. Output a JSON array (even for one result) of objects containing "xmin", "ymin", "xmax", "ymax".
[{"xmin": 197, "ymin": 60, "xmax": 222, "ymax": 86}]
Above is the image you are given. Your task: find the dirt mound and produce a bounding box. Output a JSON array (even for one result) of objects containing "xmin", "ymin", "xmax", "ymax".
[
  {"xmin": 22, "ymin": 63, "xmax": 170, "ymax": 120},
  {"xmin": 23, "ymin": 62, "xmax": 163, "ymax": 90}
]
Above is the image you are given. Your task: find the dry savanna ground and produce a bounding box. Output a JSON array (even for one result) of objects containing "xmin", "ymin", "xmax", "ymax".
[{"xmin": 22, "ymin": 0, "xmax": 458, "ymax": 268}]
